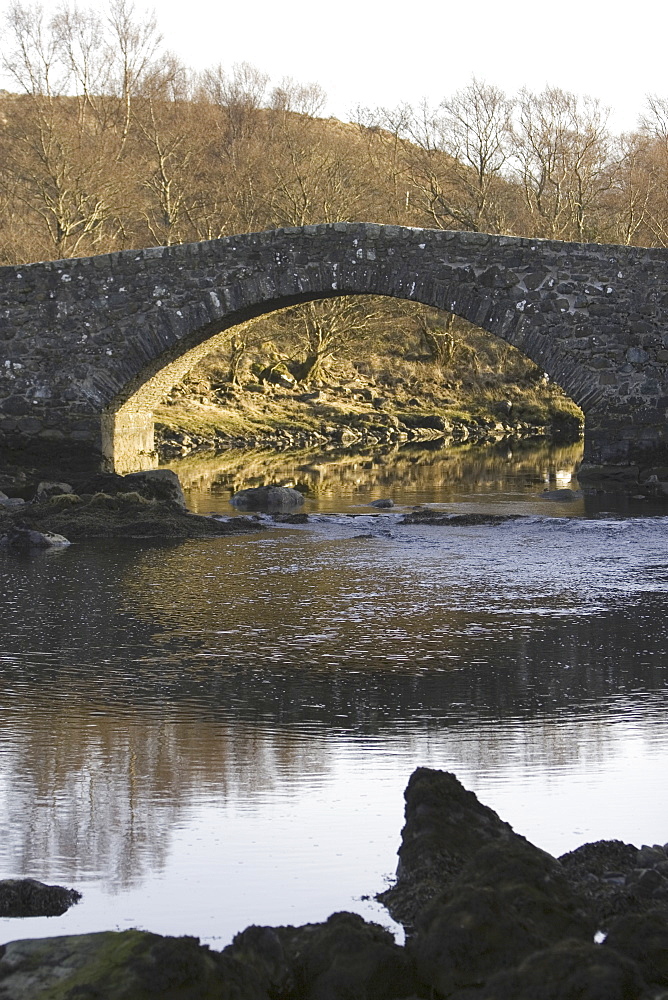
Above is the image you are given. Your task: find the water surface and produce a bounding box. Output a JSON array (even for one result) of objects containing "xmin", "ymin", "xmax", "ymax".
[{"xmin": 1, "ymin": 440, "xmax": 667, "ymax": 946}]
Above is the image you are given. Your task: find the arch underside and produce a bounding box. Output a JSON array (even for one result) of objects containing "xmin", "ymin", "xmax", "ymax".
[
  {"xmin": 104, "ymin": 280, "xmax": 585, "ymax": 474},
  {"xmin": 108, "ymin": 282, "xmax": 589, "ymax": 415}
]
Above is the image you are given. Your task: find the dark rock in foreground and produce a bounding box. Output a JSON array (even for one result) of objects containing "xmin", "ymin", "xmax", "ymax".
[
  {"xmin": 378, "ymin": 766, "xmax": 536, "ymax": 926},
  {"xmin": 461, "ymin": 938, "xmax": 647, "ymax": 1000},
  {"xmin": 0, "ymin": 915, "xmax": 417, "ymax": 1000},
  {"xmin": 1, "ymin": 769, "xmax": 668, "ymax": 998},
  {"xmin": 0, "ymin": 878, "xmax": 80, "ymax": 917},
  {"xmin": 0, "ymin": 930, "xmax": 224, "ymax": 999},
  {"xmin": 230, "ymin": 484, "xmax": 305, "ymax": 511},
  {"xmin": 225, "ymin": 912, "xmax": 418, "ymax": 1000}
]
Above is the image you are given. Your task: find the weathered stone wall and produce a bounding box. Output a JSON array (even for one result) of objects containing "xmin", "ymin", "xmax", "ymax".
[{"xmin": 1, "ymin": 222, "xmax": 668, "ymax": 473}]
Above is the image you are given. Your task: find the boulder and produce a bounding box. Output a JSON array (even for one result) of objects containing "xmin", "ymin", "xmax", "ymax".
[
  {"xmin": 219, "ymin": 925, "xmax": 291, "ymax": 998},
  {"xmin": 378, "ymin": 768, "xmax": 598, "ymax": 939},
  {"xmin": 461, "ymin": 938, "xmax": 646, "ymax": 1000},
  {"xmin": 124, "ymin": 470, "xmax": 186, "ymax": 508},
  {"xmin": 0, "ymin": 917, "xmax": 419, "ymax": 1000},
  {"xmin": 558, "ymin": 839, "xmax": 668, "ymax": 925},
  {"xmin": 398, "ymin": 413, "xmax": 449, "ymax": 431},
  {"xmin": 34, "ymin": 480, "xmax": 73, "ymax": 500},
  {"xmin": 0, "ymin": 930, "xmax": 228, "ymax": 1000},
  {"xmin": 258, "ymin": 362, "xmax": 295, "ymax": 389},
  {"xmin": 370, "ymin": 498, "xmax": 394, "ymax": 508},
  {"xmin": 74, "ymin": 471, "xmax": 187, "ymax": 509},
  {"xmin": 0, "ymin": 472, "xmax": 26, "ymax": 492},
  {"xmin": 0, "ymin": 878, "xmax": 80, "ymax": 917},
  {"xmin": 397, "ymin": 768, "xmax": 527, "ymax": 871},
  {"xmin": 0, "ymin": 494, "xmax": 25, "ymax": 508},
  {"xmin": 604, "ymin": 908, "xmax": 668, "ymax": 987},
  {"xmin": 230, "ymin": 485, "xmax": 305, "ymax": 511},
  {"xmin": 75, "ymin": 472, "xmax": 130, "ymax": 495},
  {"xmin": 224, "ymin": 912, "xmax": 419, "ymax": 1000},
  {"xmin": 408, "ymin": 841, "xmax": 593, "ymax": 996}
]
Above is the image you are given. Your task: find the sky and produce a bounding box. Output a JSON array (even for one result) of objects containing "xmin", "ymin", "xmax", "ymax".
[{"xmin": 0, "ymin": 0, "xmax": 665, "ymax": 133}]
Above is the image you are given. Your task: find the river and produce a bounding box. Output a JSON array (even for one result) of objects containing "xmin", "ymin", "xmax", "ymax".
[{"xmin": 1, "ymin": 439, "xmax": 667, "ymax": 947}]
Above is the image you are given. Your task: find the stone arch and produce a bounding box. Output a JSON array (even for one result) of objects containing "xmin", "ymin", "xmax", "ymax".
[
  {"xmin": 2, "ymin": 222, "xmax": 668, "ymax": 474},
  {"xmin": 100, "ymin": 261, "xmax": 595, "ymax": 471}
]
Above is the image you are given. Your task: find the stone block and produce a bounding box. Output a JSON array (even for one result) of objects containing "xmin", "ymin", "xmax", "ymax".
[{"xmin": 16, "ymin": 416, "xmax": 43, "ymax": 433}]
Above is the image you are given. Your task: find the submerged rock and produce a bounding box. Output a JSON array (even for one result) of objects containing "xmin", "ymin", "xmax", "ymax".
[
  {"xmin": 0, "ymin": 878, "xmax": 80, "ymax": 917},
  {"xmin": 230, "ymin": 485, "xmax": 305, "ymax": 511},
  {"xmin": 0, "ymin": 526, "xmax": 70, "ymax": 551},
  {"xmin": 370, "ymin": 498, "xmax": 394, "ymax": 508},
  {"xmin": 540, "ymin": 488, "xmax": 582, "ymax": 501},
  {"xmin": 401, "ymin": 511, "xmax": 525, "ymax": 526}
]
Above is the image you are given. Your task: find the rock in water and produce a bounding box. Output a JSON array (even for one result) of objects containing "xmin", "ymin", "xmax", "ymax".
[
  {"xmin": 1, "ymin": 527, "xmax": 70, "ymax": 551},
  {"xmin": 124, "ymin": 469, "xmax": 187, "ymax": 508},
  {"xmin": 401, "ymin": 511, "xmax": 524, "ymax": 526},
  {"xmin": 0, "ymin": 878, "xmax": 80, "ymax": 917},
  {"xmin": 540, "ymin": 488, "xmax": 582, "ymax": 501},
  {"xmin": 389, "ymin": 767, "xmax": 529, "ymax": 884},
  {"xmin": 230, "ymin": 485, "xmax": 305, "ymax": 511},
  {"xmin": 370, "ymin": 498, "xmax": 394, "ymax": 508},
  {"xmin": 408, "ymin": 840, "xmax": 593, "ymax": 996}
]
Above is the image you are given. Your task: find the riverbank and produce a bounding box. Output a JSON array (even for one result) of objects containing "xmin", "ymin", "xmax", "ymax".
[
  {"xmin": 154, "ymin": 364, "xmax": 583, "ymax": 460},
  {"xmin": 0, "ymin": 768, "xmax": 664, "ymax": 999}
]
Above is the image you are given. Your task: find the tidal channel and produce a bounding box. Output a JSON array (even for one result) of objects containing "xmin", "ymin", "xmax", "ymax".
[{"xmin": 1, "ymin": 440, "xmax": 667, "ymax": 947}]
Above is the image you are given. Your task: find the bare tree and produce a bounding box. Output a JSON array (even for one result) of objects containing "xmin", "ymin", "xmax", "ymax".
[
  {"xmin": 512, "ymin": 87, "xmax": 614, "ymax": 241},
  {"xmin": 270, "ymin": 77, "xmax": 326, "ymax": 117},
  {"xmin": 393, "ymin": 80, "xmax": 515, "ymax": 233},
  {"xmin": 281, "ymin": 297, "xmax": 387, "ymax": 383},
  {"xmin": 0, "ymin": 0, "xmax": 164, "ymax": 256},
  {"xmin": 106, "ymin": 0, "xmax": 162, "ymax": 155}
]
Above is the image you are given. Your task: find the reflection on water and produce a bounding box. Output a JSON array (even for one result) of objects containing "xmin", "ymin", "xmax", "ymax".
[
  {"xmin": 169, "ymin": 439, "xmax": 586, "ymax": 514},
  {"xmin": 1, "ymin": 441, "xmax": 668, "ymax": 946}
]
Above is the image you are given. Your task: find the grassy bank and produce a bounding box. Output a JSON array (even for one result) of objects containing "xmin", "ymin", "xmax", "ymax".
[{"xmin": 155, "ymin": 356, "xmax": 583, "ymax": 460}]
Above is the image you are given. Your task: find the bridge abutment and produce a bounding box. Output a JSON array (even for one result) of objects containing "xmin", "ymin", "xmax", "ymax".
[{"xmin": 101, "ymin": 407, "xmax": 158, "ymax": 475}]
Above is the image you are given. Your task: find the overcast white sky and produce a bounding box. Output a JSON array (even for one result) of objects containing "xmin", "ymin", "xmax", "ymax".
[{"xmin": 0, "ymin": 0, "xmax": 665, "ymax": 133}]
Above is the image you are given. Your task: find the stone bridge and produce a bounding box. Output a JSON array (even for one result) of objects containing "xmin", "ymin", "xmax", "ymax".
[{"xmin": 2, "ymin": 222, "xmax": 668, "ymax": 476}]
